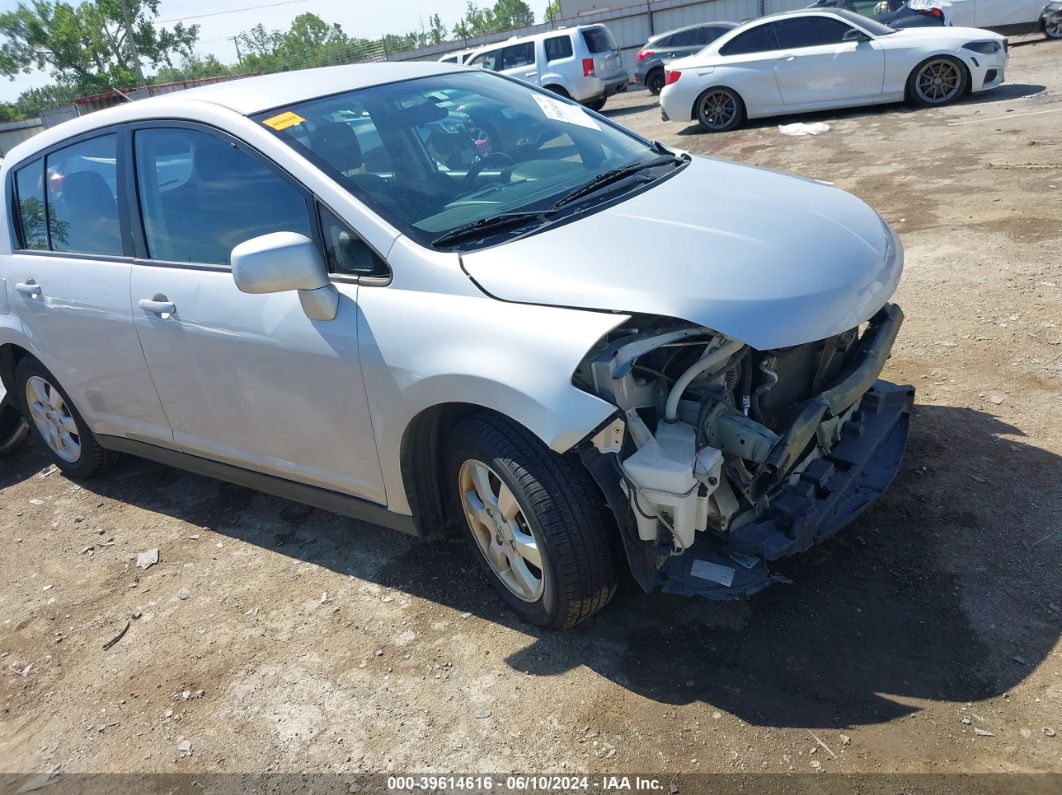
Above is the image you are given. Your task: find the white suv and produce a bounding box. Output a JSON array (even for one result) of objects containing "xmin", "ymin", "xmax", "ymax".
[
  {"xmin": 0, "ymin": 63, "xmax": 912, "ymax": 629},
  {"xmin": 466, "ymin": 24, "xmax": 629, "ymax": 110}
]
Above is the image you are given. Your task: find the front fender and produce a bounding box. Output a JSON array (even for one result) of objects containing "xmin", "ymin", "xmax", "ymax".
[{"xmin": 356, "ymin": 270, "xmax": 627, "ymax": 515}]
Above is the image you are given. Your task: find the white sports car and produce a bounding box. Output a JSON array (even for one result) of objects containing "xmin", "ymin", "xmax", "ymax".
[{"xmin": 659, "ymin": 8, "xmax": 1008, "ymax": 132}]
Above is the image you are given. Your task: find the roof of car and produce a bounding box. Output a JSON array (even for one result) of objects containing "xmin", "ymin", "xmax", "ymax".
[
  {"xmin": 170, "ymin": 61, "xmax": 464, "ymax": 114},
  {"xmin": 1, "ymin": 62, "xmax": 467, "ymax": 164}
]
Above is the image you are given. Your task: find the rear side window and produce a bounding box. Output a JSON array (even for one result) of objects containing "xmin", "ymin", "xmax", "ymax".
[
  {"xmin": 669, "ymin": 29, "xmax": 701, "ymax": 47},
  {"xmin": 545, "ymin": 35, "xmax": 574, "ymax": 61},
  {"xmin": 700, "ymin": 25, "xmax": 732, "ymax": 45},
  {"xmin": 45, "ymin": 134, "xmax": 122, "ymax": 256},
  {"xmin": 134, "ymin": 127, "xmax": 312, "ymax": 266},
  {"xmin": 14, "ymin": 158, "xmax": 48, "ymax": 250},
  {"xmin": 581, "ymin": 26, "xmax": 617, "ymax": 53},
  {"xmin": 775, "ymin": 16, "xmax": 857, "ymax": 48},
  {"xmin": 720, "ymin": 23, "xmax": 779, "ymax": 55}
]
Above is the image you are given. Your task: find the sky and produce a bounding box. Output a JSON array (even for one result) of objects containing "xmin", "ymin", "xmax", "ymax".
[{"xmin": 0, "ymin": 0, "xmax": 495, "ymax": 102}]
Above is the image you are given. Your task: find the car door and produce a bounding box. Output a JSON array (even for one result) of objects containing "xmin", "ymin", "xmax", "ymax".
[
  {"xmin": 715, "ymin": 23, "xmax": 786, "ymax": 112},
  {"xmin": 976, "ymin": 0, "xmax": 1041, "ymax": 29},
  {"xmin": 127, "ymin": 122, "xmax": 387, "ymax": 503},
  {"xmin": 5, "ymin": 130, "xmax": 171, "ymax": 443},
  {"xmin": 772, "ymin": 16, "xmax": 886, "ymax": 106}
]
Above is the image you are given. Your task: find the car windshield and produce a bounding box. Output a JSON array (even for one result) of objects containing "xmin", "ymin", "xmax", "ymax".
[
  {"xmin": 832, "ymin": 8, "xmax": 896, "ymax": 34},
  {"xmin": 254, "ymin": 70, "xmax": 667, "ymax": 249}
]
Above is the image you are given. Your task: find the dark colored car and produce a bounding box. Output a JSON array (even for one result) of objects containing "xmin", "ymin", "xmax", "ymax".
[
  {"xmin": 809, "ymin": 0, "xmax": 945, "ymax": 28},
  {"xmin": 635, "ymin": 22, "xmax": 738, "ymax": 94}
]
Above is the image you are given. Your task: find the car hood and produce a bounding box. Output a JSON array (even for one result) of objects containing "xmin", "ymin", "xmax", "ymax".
[{"xmin": 460, "ymin": 155, "xmax": 903, "ymax": 350}]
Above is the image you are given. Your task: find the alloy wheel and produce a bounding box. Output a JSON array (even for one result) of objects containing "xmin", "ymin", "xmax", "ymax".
[
  {"xmin": 458, "ymin": 458, "xmax": 544, "ymax": 602},
  {"xmin": 915, "ymin": 59, "xmax": 962, "ymax": 104},
  {"xmin": 25, "ymin": 375, "xmax": 81, "ymax": 463},
  {"xmin": 699, "ymin": 90, "xmax": 739, "ymax": 131},
  {"xmin": 1046, "ymin": 21, "xmax": 1062, "ymax": 39}
]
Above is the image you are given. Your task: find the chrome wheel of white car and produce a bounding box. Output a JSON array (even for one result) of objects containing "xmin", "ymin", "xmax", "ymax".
[
  {"xmin": 912, "ymin": 58, "xmax": 965, "ymax": 105},
  {"xmin": 25, "ymin": 375, "xmax": 81, "ymax": 463},
  {"xmin": 447, "ymin": 414, "xmax": 617, "ymax": 629},
  {"xmin": 695, "ymin": 87, "xmax": 743, "ymax": 133},
  {"xmin": 459, "ymin": 458, "xmax": 544, "ymax": 602},
  {"xmin": 14, "ymin": 357, "xmax": 117, "ymax": 477}
]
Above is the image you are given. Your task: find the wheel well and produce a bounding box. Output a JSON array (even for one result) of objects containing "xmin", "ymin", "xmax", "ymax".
[
  {"xmin": 543, "ymin": 84, "xmax": 569, "ymax": 98},
  {"xmin": 691, "ymin": 85, "xmax": 745, "ymax": 122},
  {"xmin": 399, "ymin": 403, "xmax": 605, "ymax": 539},
  {"xmin": 907, "ymin": 55, "xmax": 973, "ymax": 99},
  {"xmin": 647, "ymin": 66, "xmax": 664, "ymax": 79},
  {"xmin": 0, "ymin": 344, "xmax": 31, "ymax": 393}
]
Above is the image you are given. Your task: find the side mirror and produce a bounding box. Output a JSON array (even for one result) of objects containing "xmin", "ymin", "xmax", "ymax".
[
  {"xmin": 231, "ymin": 232, "xmax": 338, "ymax": 321},
  {"xmin": 843, "ymin": 29, "xmax": 871, "ymax": 43}
]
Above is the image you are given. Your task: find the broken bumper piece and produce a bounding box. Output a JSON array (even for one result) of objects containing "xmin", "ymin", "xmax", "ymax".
[{"xmin": 657, "ymin": 379, "xmax": 914, "ymax": 599}]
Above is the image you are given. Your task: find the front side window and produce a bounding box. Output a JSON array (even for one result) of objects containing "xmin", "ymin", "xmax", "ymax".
[
  {"xmin": 468, "ymin": 48, "xmax": 502, "ymax": 70},
  {"xmin": 46, "ymin": 134, "xmax": 122, "ymax": 256},
  {"xmin": 720, "ymin": 23, "xmax": 780, "ymax": 56},
  {"xmin": 544, "ymin": 35, "xmax": 573, "ymax": 61},
  {"xmin": 134, "ymin": 127, "xmax": 312, "ymax": 265},
  {"xmin": 14, "ymin": 158, "xmax": 48, "ymax": 250},
  {"xmin": 255, "ymin": 70, "xmax": 670, "ymax": 250},
  {"xmin": 775, "ymin": 17, "xmax": 857, "ymax": 48},
  {"xmin": 501, "ymin": 42, "xmax": 535, "ymax": 69},
  {"xmin": 319, "ymin": 205, "xmax": 388, "ymax": 278}
]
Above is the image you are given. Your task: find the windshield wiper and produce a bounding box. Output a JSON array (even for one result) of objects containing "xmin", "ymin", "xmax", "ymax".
[
  {"xmin": 431, "ymin": 210, "xmax": 552, "ymax": 249},
  {"xmin": 549, "ymin": 153, "xmax": 684, "ymax": 210}
]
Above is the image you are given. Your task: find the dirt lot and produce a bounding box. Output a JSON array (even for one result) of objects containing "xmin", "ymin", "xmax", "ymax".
[{"xmin": 1, "ymin": 36, "xmax": 1060, "ymax": 788}]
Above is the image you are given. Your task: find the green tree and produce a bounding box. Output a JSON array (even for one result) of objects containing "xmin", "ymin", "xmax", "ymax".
[
  {"xmin": 491, "ymin": 0, "xmax": 534, "ymax": 29},
  {"xmin": 0, "ymin": 0, "xmax": 199, "ymax": 94},
  {"xmin": 545, "ymin": 1, "xmax": 561, "ymax": 22},
  {"xmin": 428, "ymin": 13, "xmax": 447, "ymax": 44},
  {"xmin": 152, "ymin": 53, "xmax": 233, "ymax": 84}
]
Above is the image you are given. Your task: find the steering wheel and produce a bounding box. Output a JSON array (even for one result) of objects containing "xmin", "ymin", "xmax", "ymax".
[{"xmin": 462, "ymin": 152, "xmax": 516, "ymax": 192}]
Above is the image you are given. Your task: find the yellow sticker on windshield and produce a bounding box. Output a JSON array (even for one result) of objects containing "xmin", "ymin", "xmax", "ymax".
[{"xmin": 262, "ymin": 111, "xmax": 305, "ymax": 131}]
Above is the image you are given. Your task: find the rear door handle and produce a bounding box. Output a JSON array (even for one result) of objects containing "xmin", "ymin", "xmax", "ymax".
[
  {"xmin": 780, "ymin": 53, "xmax": 797, "ymax": 61},
  {"xmin": 138, "ymin": 297, "xmax": 176, "ymax": 315},
  {"xmin": 16, "ymin": 280, "xmax": 41, "ymax": 298}
]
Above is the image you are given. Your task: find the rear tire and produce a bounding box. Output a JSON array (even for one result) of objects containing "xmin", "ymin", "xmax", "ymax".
[
  {"xmin": 445, "ymin": 414, "xmax": 617, "ymax": 630},
  {"xmin": 694, "ymin": 86, "xmax": 745, "ymax": 133},
  {"xmin": 582, "ymin": 97, "xmax": 607, "ymax": 112},
  {"xmin": 646, "ymin": 68, "xmax": 665, "ymax": 95},
  {"xmin": 906, "ymin": 55, "xmax": 968, "ymax": 107},
  {"xmin": 14, "ymin": 357, "xmax": 118, "ymax": 477},
  {"xmin": 544, "ymin": 85, "xmax": 570, "ymax": 99},
  {"xmin": 1045, "ymin": 20, "xmax": 1062, "ymax": 40}
]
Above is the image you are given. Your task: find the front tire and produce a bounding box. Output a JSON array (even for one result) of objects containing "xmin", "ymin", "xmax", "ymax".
[
  {"xmin": 446, "ymin": 414, "xmax": 617, "ymax": 629},
  {"xmin": 1045, "ymin": 19, "xmax": 1062, "ymax": 40},
  {"xmin": 14, "ymin": 357, "xmax": 117, "ymax": 477},
  {"xmin": 907, "ymin": 56, "xmax": 968, "ymax": 107},
  {"xmin": 694, "ymin": 86, "xmax": 745, "ymax": 133}
]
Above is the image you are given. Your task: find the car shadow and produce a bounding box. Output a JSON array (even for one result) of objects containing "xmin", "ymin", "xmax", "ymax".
[
  {"xmin": 673, "ymin": 83, "xmax": 1048, "ymax": 136},
  {"xmin": 600, "ymin": 100, "xmax": 659, "ymax": 118},
  {"xmin": 6, "ymin": 402, "xmax": 1058, "ymax": 729}
]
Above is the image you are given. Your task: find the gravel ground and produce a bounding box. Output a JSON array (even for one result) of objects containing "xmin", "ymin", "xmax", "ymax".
[{"xmin": 0, "ymin": 36, "xmax": 1060, "ymax": 787}]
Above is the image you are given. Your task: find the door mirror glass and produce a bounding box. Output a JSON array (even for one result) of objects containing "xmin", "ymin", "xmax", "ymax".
[
  {"xmin": 842, "ymin": 28, "xmax": 871, "ymax": 42},
  {"xmin": 231, "ymin": 232, "xmax": 338, "ymax": 320}
]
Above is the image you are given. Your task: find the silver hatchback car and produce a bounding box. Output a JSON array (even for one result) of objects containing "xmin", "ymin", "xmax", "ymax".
[{"xmin": 0, "ymin": 63, "xmax": 913, "ymax": 628}]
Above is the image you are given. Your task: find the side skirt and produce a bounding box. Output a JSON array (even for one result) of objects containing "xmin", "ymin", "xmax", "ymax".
[{"xmin": 98, "ymin": 435, "xmax": 419, "ymax": 536}]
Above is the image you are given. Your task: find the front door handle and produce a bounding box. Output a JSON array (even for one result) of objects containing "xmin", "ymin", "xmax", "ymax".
[
  {"xmin": 16, "ymin": 280, "xmax": 41, "ymax": 298},
  {"xmin": 138, "ymin": 297, "xmax": 176, "ymax": 315},
  {"xmin": 780, "ymin": 53, "xmax": 797, "ymax": 62}
]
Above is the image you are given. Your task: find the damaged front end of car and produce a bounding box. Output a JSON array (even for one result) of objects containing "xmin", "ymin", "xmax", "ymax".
[{"xmin": 574, "ymin": 304, "xmax": 914, "ymax": 600}]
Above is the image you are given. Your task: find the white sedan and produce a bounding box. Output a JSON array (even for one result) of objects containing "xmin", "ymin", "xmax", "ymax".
[{"xmin": 659, "ymin": 8, "xmax": 1008, "ymax": 132}]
